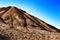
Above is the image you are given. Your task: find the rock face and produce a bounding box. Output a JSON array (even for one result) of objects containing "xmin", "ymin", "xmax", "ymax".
[{"xmin": 0, "ymin": 6, "xmax": 60, "ymax": 40}]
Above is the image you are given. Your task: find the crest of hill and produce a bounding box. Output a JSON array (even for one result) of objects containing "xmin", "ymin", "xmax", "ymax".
[{"xmin": 0, "ymin": 6, "xmax": 60, "ymax": 33}]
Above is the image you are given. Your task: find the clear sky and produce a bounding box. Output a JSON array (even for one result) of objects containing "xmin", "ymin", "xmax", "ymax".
[{"xmin": 0, "ymin": 0, "xmax": 60, "ymax": 29}]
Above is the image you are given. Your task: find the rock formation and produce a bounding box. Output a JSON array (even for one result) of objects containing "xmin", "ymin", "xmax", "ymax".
[{"xmin": 0, "ymin": 6, "xmax": 60, "ymax": 40}]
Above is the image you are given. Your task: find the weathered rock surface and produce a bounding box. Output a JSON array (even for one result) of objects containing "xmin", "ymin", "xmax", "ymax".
[{"xmin": 0, "ymin": 6, "xmax": 60, "ymax": 40}]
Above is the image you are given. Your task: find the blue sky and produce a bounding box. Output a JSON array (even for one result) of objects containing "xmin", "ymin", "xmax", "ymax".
[{"xmin": 0, "ymin": 0, "xmax": 60, "ymax": 29}]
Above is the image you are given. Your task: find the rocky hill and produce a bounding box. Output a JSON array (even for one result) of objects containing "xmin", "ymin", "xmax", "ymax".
[{"xmin": 0, "ymin": 6, "xmax": 60, "ymax": 40}]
